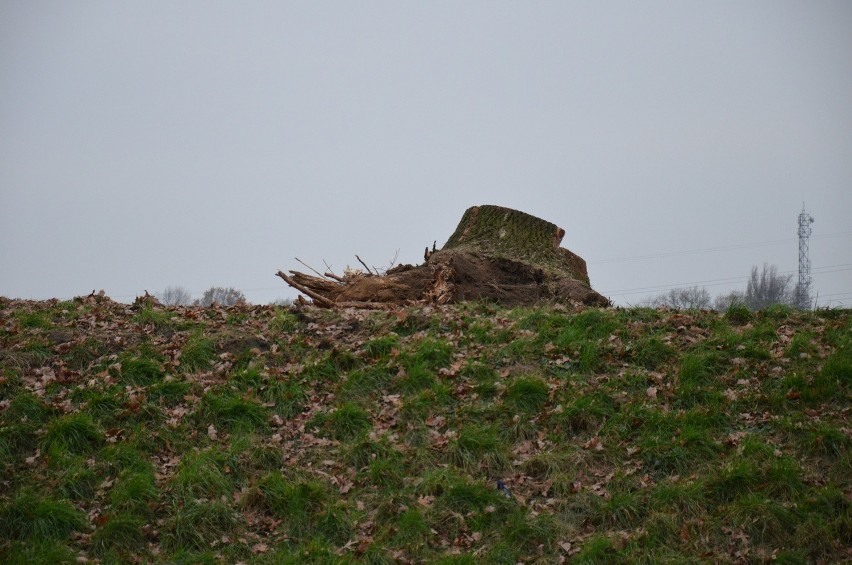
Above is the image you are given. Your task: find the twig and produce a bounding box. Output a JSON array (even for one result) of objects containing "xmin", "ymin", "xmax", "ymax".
[
  {"xmin": 355, "ymin": 254, "xmax": 375, "ymax": 275},
  {"xmin": 323, "ymin": 260, "xmax": 338, "ymax": 278},
  {"xmin": 385, "ymin": 249, "xmax": 400, "ymax": 272},
  {"xmin": 324, "ymin": 272, "xmax": 346, "ymax": 282},
  {"xmin": 295, "ymin": 258, "xmax": 326, "ymax": 279}
]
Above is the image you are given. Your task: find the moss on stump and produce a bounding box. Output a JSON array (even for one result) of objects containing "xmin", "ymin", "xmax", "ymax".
[{"xmin": 442, "ymin": 205, "xmax": 590, "ymax": 285}]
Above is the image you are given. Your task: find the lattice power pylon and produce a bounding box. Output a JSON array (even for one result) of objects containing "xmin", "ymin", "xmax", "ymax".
[{"xmin": 797, "ymin": 204, "xmax": 814, "ymax": 309}]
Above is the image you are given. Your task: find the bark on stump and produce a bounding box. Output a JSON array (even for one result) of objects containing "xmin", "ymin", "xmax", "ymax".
[{"xmin": 277, "ymin": 205, "xmax": 609, "ymax": 308}]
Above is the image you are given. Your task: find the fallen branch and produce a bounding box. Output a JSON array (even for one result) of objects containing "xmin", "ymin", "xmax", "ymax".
[
  {"xmin": 276, "ymin": 271, "xmax": 334, "ymax": 307},
  {"xmin": 355, "ymin": 254, "xmax": 375, "ymax": 275},
  {"xmin": 323, "ymin": 260, "xmax": 339, "ymax": 279}
]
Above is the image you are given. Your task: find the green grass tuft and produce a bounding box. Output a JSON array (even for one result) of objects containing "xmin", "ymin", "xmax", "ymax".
[
  {"xmin": 397, "ymin": 363, "xmax": 437, "ymax": 393},
  {"xmin": 724, "ymin": 304, "xmax": 752, "ymax": 325},
  {"xmin": 630, "ymin": 335, "xmax": 676, "ymax": 370},
  {"xmin": 91, "ymin": 513, "xmax": 147, "ymax": 555},
  {"xmin": 16, "ymin": 310, "xmax": 52, "ymax": 329},
  {"xmin": 821, "ymin": 345, "xmax": 851, "ymax": 385},
  {"xmin": 326, "ymin": 402, "xmax": 372, "ymax": 440},
  {"xmin": 450, "ymin": 424, "xmax": 508, "ymax": 472},
  {"xmin": 133, "ymin": 304, "xmax": 177, "ymax": 329},
  {"xmin": 43, "ymin": 412, "xmax": 104, "ymax": 455},
  {"xmin": 261, "ymin": 380, "xmax": 307, "ymax": 418},
  {"xmin": 148, "ymin": 379, "xmax": 191, "ymax": 406},
  {"xmin": 162, "ymin": 499, "xmax": 237, "ymax": 552},
  {"xmin": 171, "ymin": 449, "xmax": 234, "ymax": 501},
  {"xmin": 199, "ymin": 392, "xmax": 268, "ymax": 433},
  {"xmin": 180, "ymin": 333, "xmax": 216, "ymax": 372},
  {"xmin": 111, "ymin": 469, "xmax": 158, "ymax": 513},
  {"xmin": 0, "ymin": 490, "xmax": 86, "ymax": 541},
  {"xmin": 118, "ymin": 356, "xmax": 164, "ymax": 385},
  {"xmin": 409, "ymin": 337, "xmax": 453, "ymax": 371},
  {"xmin": 506, "ymin": 376, "xmax": 549, "ymax": 412},
  {"xmin": 270, "ymin": 308, "xmax": 302, "ymax": 332},
  {"xmin": 501, "ymin": 510, "xmax": 556, "ymax": 555},
  {"xmin": 364, "ymin": 335, "xmax": 400, "ymax": 360}
]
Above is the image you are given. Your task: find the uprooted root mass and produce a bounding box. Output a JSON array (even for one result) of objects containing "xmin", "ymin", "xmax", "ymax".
[{"xmin": 277, "ymin": 205, "xmax": 610, "ymax": 308}]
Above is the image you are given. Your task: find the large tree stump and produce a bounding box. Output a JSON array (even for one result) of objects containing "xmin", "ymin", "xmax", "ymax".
[
  {"xmin": 277, "ymin": 205, "xmax": 609, "ymax": 308},
  {"xmin": 442, "ymin": 205, "xmax": 590, "ymax": 285}
]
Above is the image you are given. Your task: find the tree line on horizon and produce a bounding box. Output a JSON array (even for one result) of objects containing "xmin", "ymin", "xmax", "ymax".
[
  {"xmin": 642, "ymin": 263, "xmax": 812, "ymax": 311},
  {"xmin": 155, "ymin": 286, "xmax": 291, "ymax": 307},
  {"xmin": 157, "ymin": 263, "xmax": 811, "ymax": 311}
]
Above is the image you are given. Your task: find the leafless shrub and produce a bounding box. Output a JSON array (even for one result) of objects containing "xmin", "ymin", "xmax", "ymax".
[
  {"xmin": 713, "ymin": 290, "xmax": 746, "ymax": 311},
  {"xmin": 745, "ymin": 263, "xmax": 794, "ymax": 310},
  {"xmin": 196, "ymin": 286, "xmax": 247, "ymax": 307},
  {"xmin": 713, "ymin": 263, "xmax": 794, "ymax": 311},
  {"xmin": 644, "ymin": 286, "xmax": 712, "ymax": 310},
  {"xmin": 156, "ymin": 286, "xmax": 192, "ymax": 306}
]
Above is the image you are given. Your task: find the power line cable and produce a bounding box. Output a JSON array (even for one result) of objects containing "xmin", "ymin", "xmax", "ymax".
[
  {"xmin": 820, "ymin": 291, "xmax": 852, "ymax": 298},
  {"xmin": 589, "ymin": 230, "xmax": 852, "ymax": 265},
  {"xmin": 602, "ymin": 264, "xmax": 852, "ymax": 297}
]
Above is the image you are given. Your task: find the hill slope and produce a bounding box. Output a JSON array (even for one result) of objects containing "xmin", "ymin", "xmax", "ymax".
[{"xmin": 1, "ymin": 296, "xmax": 850, "ymax": 563}]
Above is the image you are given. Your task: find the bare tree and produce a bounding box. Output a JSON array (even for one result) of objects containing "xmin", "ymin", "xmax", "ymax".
[
  {"xmin": 644, "ymin": 286, "xmax": 712, "ymax": 310},
  {"xmin": 713, "ymin": 264, "xmax": 794, "ymax": 311},
  {"xmin": 156, "ymin": 286, "xmax": 192, "ymax": 306},
  {"xmin": 197, "ymin": 286, "xmax": 247, "ymax": 307},
  {"xmin": 713, "ymin": 290, "xmax": 746, "ymax": 311},
  {"xmin": 745, "ymin": 263, "xmax": 794, "ymax": 310}
]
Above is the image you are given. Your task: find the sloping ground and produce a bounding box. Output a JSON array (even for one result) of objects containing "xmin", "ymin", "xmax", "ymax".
[{"xmin": 0, "ymin": 295, "xmax": 850, "ymax": 563}]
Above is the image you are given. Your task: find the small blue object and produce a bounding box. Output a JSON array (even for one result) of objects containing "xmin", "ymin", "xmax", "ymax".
[{"xmin": 496, "ymin": 479, "xmax": 512, "ymax": 498}]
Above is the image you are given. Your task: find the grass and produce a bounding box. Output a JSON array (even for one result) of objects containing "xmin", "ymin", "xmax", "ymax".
[
  {"xmin": 0, "ymin": 490, "xmax": 86, "ymax": 541},
  {"xmin": 180, "ymin": 333, "xmax": 216, "ymax": 371},
  {"xmin": 245, "ymin": 473, "xmax": 343, "ymax": 541},
  {"xmin": 314, "ymin": 401, "xmax": 372, "ymax": 440},
  {"xmin": 198, "ymin": 392, "xmax": 268, "ymax": 433},
  {"xmin": 43, "ymin": 412, "xmax": 104, "ymax": 455},
  {"xmin": 117, "ymin": 355, "xmax": 164, "ymax": 385},
  {"xmin": 161, "ymin": 499, "xmax": 238, "ymax": 552},
  {"xmin": 91, "ymin": 513, "xmax": 147, "ymax": 556},
  {"xmin": 450, "ymin": 423, "xmax": 509, "ymax": 472},
  {"xmin": 110, "ymin": 469, "xmax": 158, "ymax": 513},
  {"xmin": 0, "ymin": 298, "xmax": 849, "ymax": 562},
  {"xmin": 506, "ymin": 376, "xmax": 549, "ymax": 412}
]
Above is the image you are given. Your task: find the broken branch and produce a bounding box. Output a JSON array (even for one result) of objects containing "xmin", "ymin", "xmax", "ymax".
[
  {"xmin": 355, "ymin": 254, "xmax": 375, "ymax": 275},
  {"xmin": 295, "ymin": 257, "xmax": 326, "ymax": 279},
  {"xmin": 276, "ymin": 271, "xmax": 334, "ymax": 307}
]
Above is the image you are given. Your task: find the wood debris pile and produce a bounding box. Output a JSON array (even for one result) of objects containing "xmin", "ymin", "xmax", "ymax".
[{"xmin": 277, "ymin": 205, "xmax": 610, "ymax": 309}]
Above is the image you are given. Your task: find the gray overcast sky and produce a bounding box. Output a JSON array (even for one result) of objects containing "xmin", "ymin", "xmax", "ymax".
[{"xmin": 2, "ymin": 1, "xmax": 851, "ymax": 307}]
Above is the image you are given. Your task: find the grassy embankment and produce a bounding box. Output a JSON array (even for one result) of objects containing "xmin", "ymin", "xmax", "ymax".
[{"xmin": 0, "ymin": 295, "xmax": 849, "ymax": 563}]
